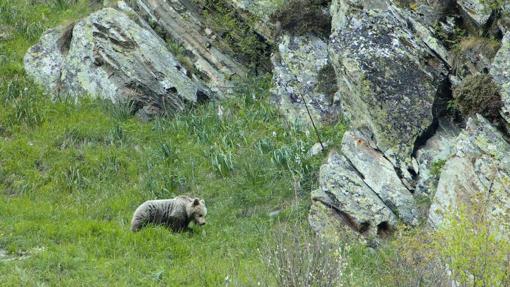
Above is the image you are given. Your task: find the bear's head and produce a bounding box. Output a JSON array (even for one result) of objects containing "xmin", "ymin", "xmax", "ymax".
[{"xmin": 188, "ymin": 198, "xmax": 207, "ymax": 226}]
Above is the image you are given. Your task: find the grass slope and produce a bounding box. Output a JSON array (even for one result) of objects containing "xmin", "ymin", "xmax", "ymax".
[{"xmin": 0, "ymin": 1, "xmax": 347, "ymax": 285}]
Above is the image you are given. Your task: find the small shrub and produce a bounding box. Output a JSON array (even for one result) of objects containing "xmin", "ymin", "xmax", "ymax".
[
  {"xmin": 451, "ymin": 74, "xmax": 503, "ymax": 122},
  {"xmin": 270, "ymin": 0, "xmax": 331, "ymax": 37},
  {"xmin": 430, "ymin": 159, "xmax": 446, "ymax": 177},
  {"xmin": 451, "ymin": 36, "xmax": 500, "ymax": 77},
  {"xmin": 261, "ymin": 221, "xmax": 344, "ymax": 287},
  {"xmin": 316, "ymin": 64, "xmax": 338, "ymax": 97},
  {"xmin": 375, "ymin": 191, "xmax": 510, "ymax": 287}
]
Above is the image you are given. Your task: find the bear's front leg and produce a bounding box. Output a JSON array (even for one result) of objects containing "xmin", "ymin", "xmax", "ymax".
[{"xmin": 131, "ymin": 219, "xmax": 143, "ymax": 232}]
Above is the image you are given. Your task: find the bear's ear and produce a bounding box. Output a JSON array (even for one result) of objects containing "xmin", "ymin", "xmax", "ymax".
[{"xmin": 193, "ymin": 198, "xmax": 200, "ymax": 206}]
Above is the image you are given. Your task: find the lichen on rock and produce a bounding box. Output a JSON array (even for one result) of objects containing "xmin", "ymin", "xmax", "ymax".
[
  {"xmin": 490, "ymin": 32, "xmax": 510, "ymax": 127},
  {"xmin": 428, "ymin": 115, "xmax": 510, "ymax": 238},
  {"xmin": 329, "ymin": 0, "xmax": 448, "ymax": 182},
  {"xmin": 271, "ymin": 34, "xmax": 339, "ymax": 126}
]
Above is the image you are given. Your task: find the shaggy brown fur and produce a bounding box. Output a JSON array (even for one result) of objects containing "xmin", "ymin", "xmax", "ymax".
[{"xmin": 130, "ymin": 196, "xmax": 207, "ymax": 232}]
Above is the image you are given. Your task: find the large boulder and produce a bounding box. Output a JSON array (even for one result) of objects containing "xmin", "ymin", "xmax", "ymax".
[
  {"xmin": 329, "ymin": 0, "xmax": 448, "ymax": 181},
  {"xmin": 428, "ymin": 115, "xmax": 510, "ymax": 237},
  {"xmin": 490, "ymin": 32, "xmax": 510, "ymax": 126},
  {"xmin": 24, "ymin": 25, "xmax": 68, "ymax": 95},
  {"xmin": 271, "ymin": 34, "xmax": 339, "ymax": 126},
  {"xmin": 24, "ymin": 6, "xmax": 210, "ymax": 119}
]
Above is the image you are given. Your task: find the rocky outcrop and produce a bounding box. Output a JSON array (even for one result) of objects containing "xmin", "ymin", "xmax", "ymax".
[
  {"xmin": 310, "ymin": 129, "xmax": 419, "ymax": 239},
  {"xmin": 129, "ymin": 0, "xmax": 249, "ymax": 94},
  {"xmin": 329, "ymin": 0, "xmax": 448, "ymax": 180},
  {"xmin": 271, "ymin": 34, "xmax": 339, "ymax": 126},
  {"xmin": 310, "ymin": 151, "xmax": 398, "ymax": 239},
  {"xmin": 310, "ymin": 0, "xmax": 457, "ymax": 239},
  {"xmin": 457, "ymin": 0, "xmax": 492, "ymax": 27},
  {"xmin": 340, "ymin": 130, "xmax": 419, "ymax": 224},
  {"xmin": 428, "ymin": 115, "xmax": 510, "ymax": 237},
  {"xmin": 490, "ymin": 32, "xmax": 510, "ymax": 126},
  {"xmin": 25, "ymin": 6, "xmax": 210, "ymax": 119},
  {"xmin": 408, "ymin": 0, "xmax": 455, "ymax": 29},
  {"xmin": 499, "ymin": 5, "xmax": 510, "ymax": 33},
  {"xmin": 24, "ymin": 0, "xmax": 260, "ymax": 118},
  {"xmin": 227, "ymin": 0, "xmax": 279, "ymax": 41},
  {"xmin": 308, "ymin": 0, "xmax": 510, "ymax": 243}
]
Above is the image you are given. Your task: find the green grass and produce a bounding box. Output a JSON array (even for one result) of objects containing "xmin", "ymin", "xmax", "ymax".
[
  {"xmin": 4, "ymin": 1, "xmax": 506, "ymax": 286},
  {"xmin": 0, "ymin": 1, "xmax": 348, "ymax": 285}
]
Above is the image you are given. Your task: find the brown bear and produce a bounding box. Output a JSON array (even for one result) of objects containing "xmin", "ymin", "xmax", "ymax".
[{"xmin": 130, "ymin": 196, "xmax": 207, "ymax": 232}]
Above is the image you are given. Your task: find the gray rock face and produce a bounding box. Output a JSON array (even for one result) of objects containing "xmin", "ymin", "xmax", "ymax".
[
  {"xmin": 428, "ymin": 115, "xmax": 510, "ymax": 237},
  {"xmin": 309, "ymin": 198, "xmax": 362, "ymax": 243},
  {"xmin": 272, "ymin": 34, "xmax": 339, "ymax": 126},
  {"xmin": 131, "ymin": 0, "xmax": 248, "ymax": 95},
  {"xmin": 329, "ymin": 0, "xmax": 448, "ymax": 178},
  {"xmin": 25, "ymin": 7, "xmax": 209, "ymax": 119},
  {"xmin": 457, "ymin": 0, "xmax": 492, "ymax": 27},
  {"xmin": 310, "ymin": 128, "xmax": 422, "ymax": 239},
  {"xmin": 228, "ymin": 0, "xmax": 279, "ymax": 42},
  {"xmin": 310, "ymin": 151, "xmax": 398, "ymax": 238},
  {"xmin": 409, "ymin": 0, "xmax": 455, "ymax": 28},
  {"xmin": 340, "ymin": 130, "xmax": 419, "ymax": 224},
  {"xmin": 499, "ymin": 5, "xmax": 510, "ymax": 33},
  {"xmin": 23, "ymin": 25, "xmax": 68, "ymax": 95},
  {"xmin": 490, "ymin": 32, "xmax": 510, "ymax": 126},
  {"xmin": 414, "ymin": 120, "xmax": 460, "ymax": 198},
  {"xmin": 309, "ymin": 0, "xmax": 457, "ymax": 239}
]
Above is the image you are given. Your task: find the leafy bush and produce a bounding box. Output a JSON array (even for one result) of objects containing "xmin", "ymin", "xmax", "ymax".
[
  {"xmin": 435, "ymin": 193, "xmax": 510, "ymax": 287},
  {"xmin": 374, "ymin": 194, "xmax": 510, "ymax": 287},
  {"xmin": 378, "ymin": 227, "xmax": 450, "ymax": 287},
  {"xmin": 316, "ymin": 64, "xmax": 338, "ymax": 97}
]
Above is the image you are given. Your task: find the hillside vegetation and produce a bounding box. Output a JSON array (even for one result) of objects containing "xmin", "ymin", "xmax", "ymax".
[
  {"xmin": 0, "ymin": 0, "xmax": 350, "ymax": 285},
  {"xmin": 2, "ymin": 0, "xmax": 510, "ymax": 286}
]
